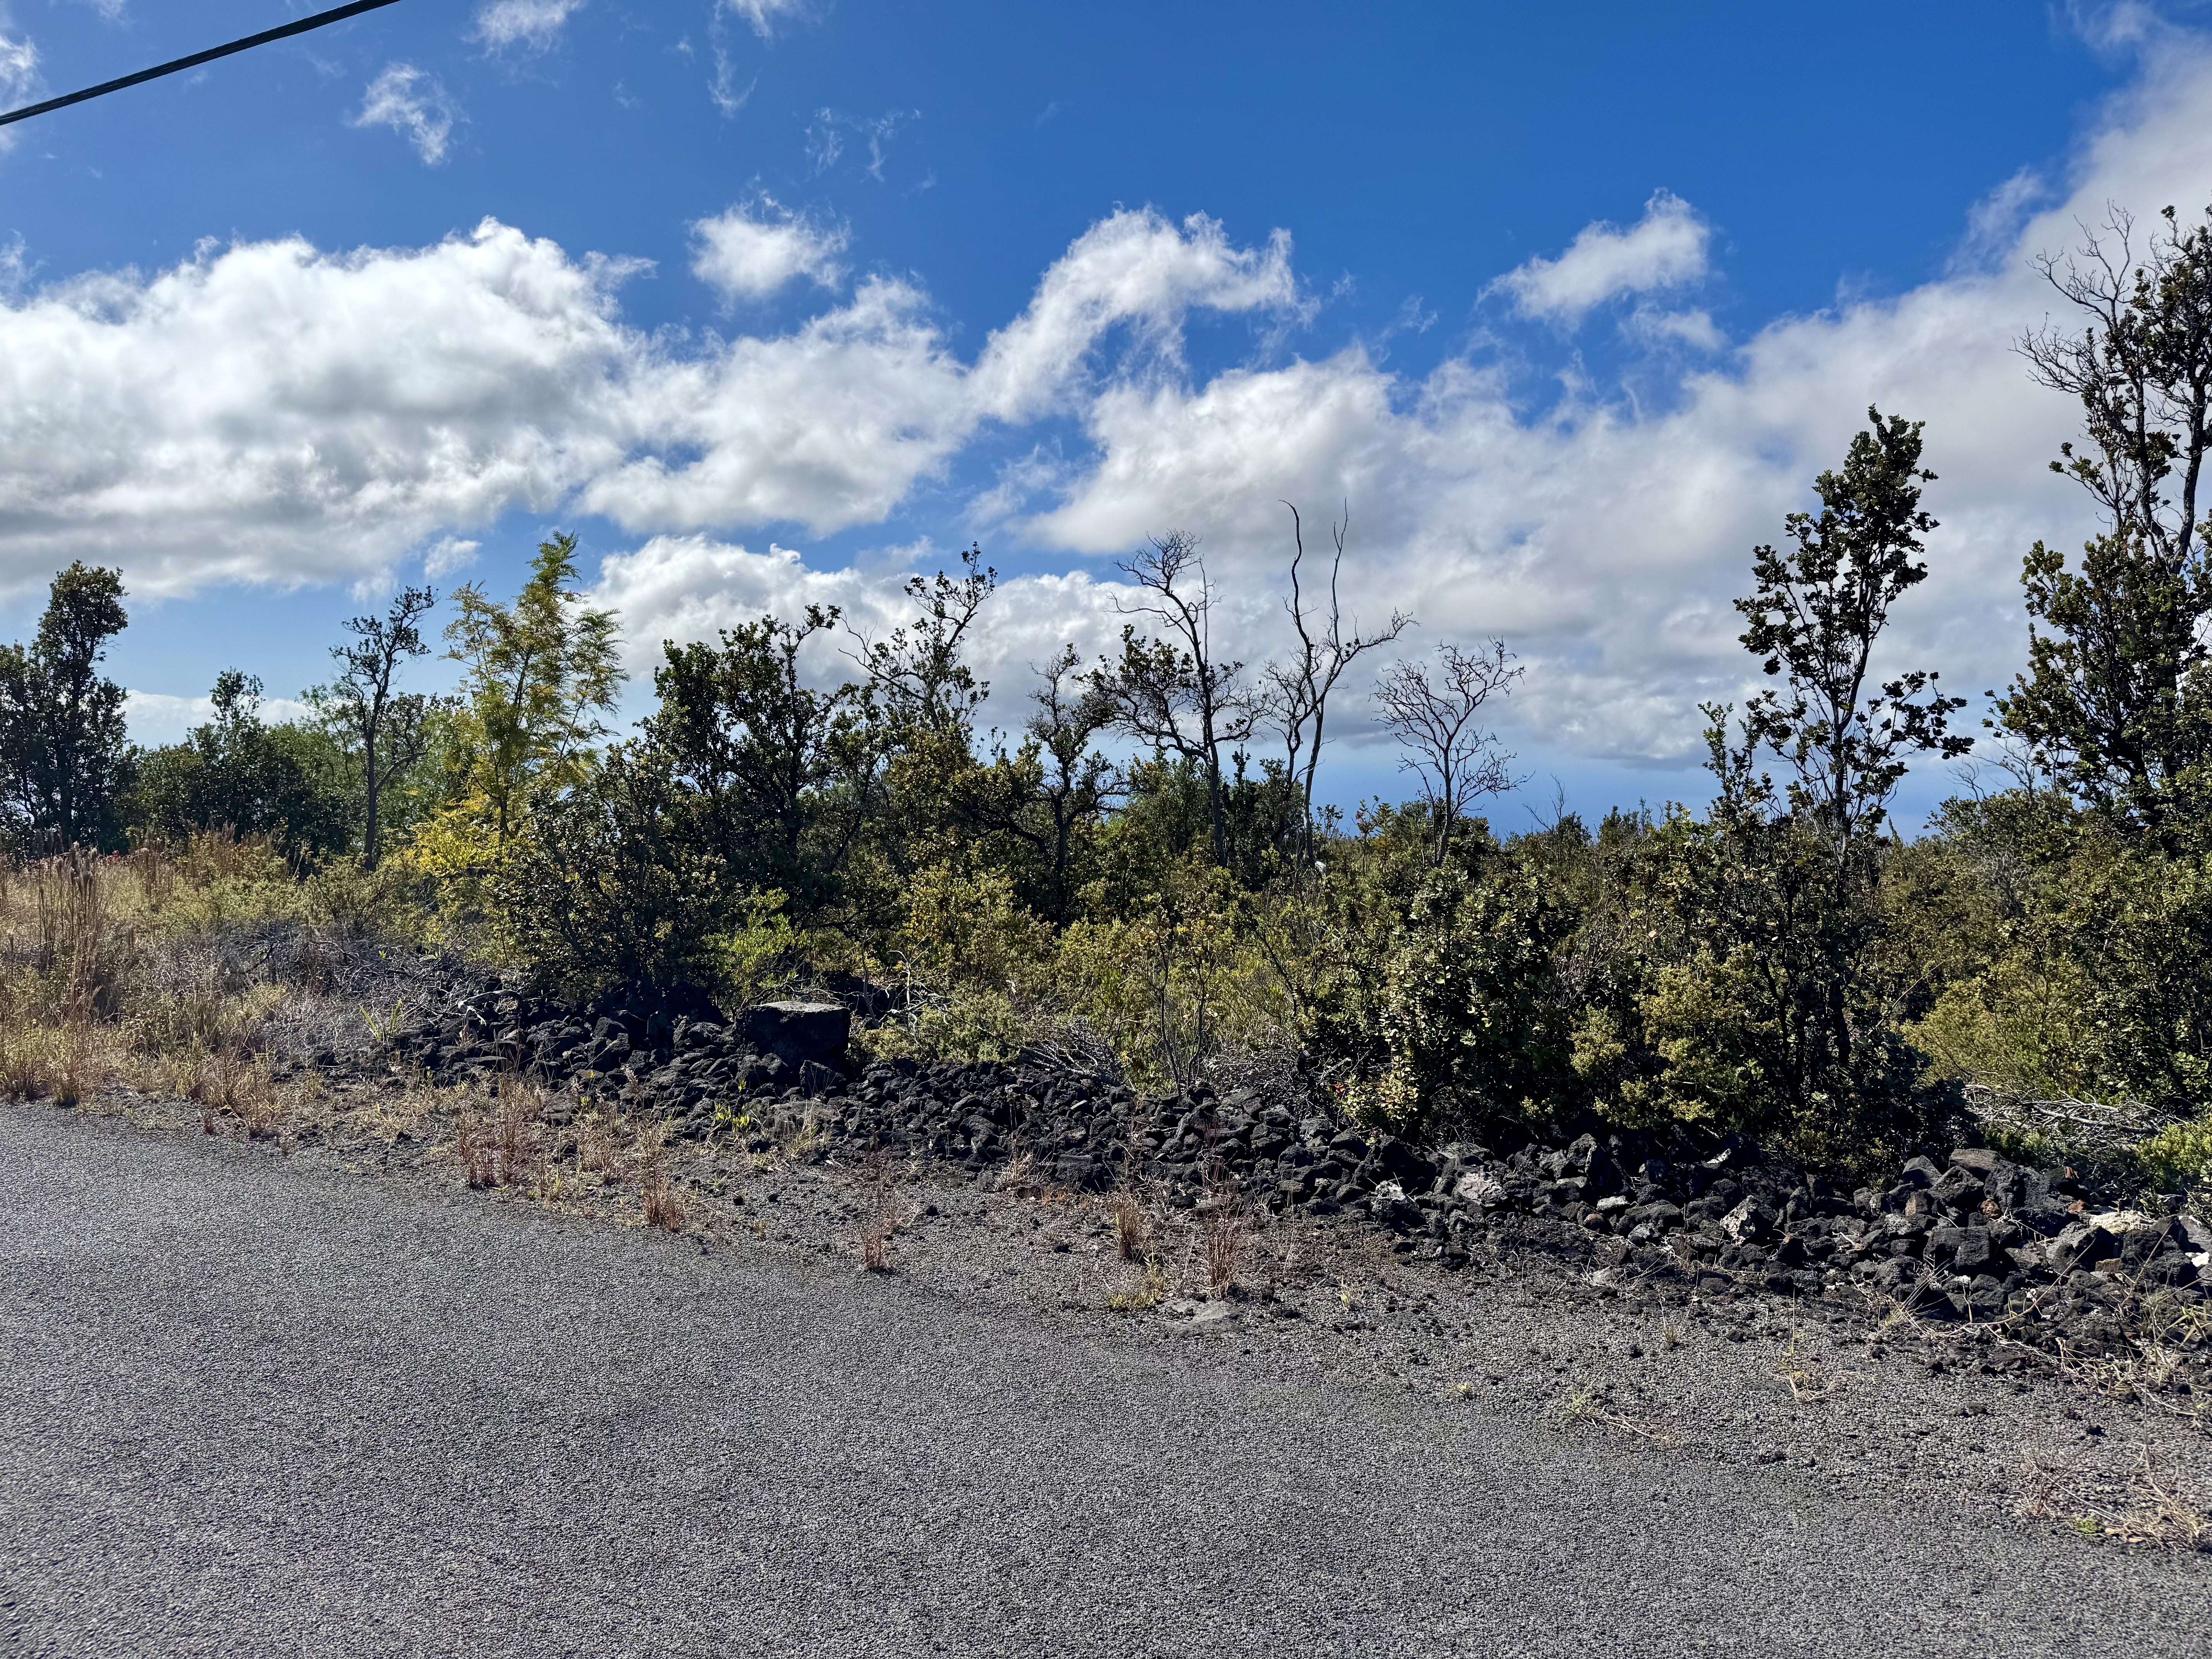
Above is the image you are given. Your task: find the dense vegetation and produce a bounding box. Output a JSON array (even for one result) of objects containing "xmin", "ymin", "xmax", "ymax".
[{"xmin": 5, "ymin": 202, "xmax": 2211, "ymax": 1195}]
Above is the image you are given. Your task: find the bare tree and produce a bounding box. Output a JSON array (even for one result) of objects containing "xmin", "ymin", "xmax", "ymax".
[
  {"xmin": 1265, "ymin": 502, "xmax": 1411, "ymax": 865},
  {"xmin": 1374, "ymin": 639, "xmax": 1523, "ymax": 864},
  {"xmin": 1102, "ymin": 531, "xmax": 1254, "ymax": 864},
  {"xmin": 315, "ymin": 585, "xmax": 436, "ymax": 869},
  {"xmin": 1997, "ymin": 203, "xmax": 2212, "ymax": 828},
  {"xmin": 2021, "ymin": 204, "xmax": 2212, "ymax": 582}
]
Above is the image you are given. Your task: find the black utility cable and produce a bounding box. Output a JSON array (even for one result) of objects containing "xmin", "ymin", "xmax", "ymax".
[{"xmin": 0, "ymin": 0, "xmax": 405, "ymax": 129}]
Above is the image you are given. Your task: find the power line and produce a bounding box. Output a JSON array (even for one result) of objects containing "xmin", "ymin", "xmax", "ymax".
[{"xmin": 0, "ymin": 0, "xmax": 407, "ymax": 130}]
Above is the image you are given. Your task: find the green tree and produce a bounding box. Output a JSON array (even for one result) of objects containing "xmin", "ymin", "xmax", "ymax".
[
  {"xmin": 445, "ymin": 533, "xmax": 625, "ymax": 841},
  {"xmin": 1735, "ymin": 407, "xmax": 1969, "ymax": 859},
  {"xmin": 126, "ymin": 671, "xmax": 352, "ymax": 857},
  {"xmin": 0, "ymin": 563, "xmax": 131, "ymax": 852},
  {"xmin": 647, "ymin": 606, "xmax": 886, "ymax": 927},
  {"xmin": 954, "ymin": 645, "xmax": 1122, "ymax": 926},
  {"xmin": 1997, "ymin": 203, "xmax": 2212, "ymax": 832},
  {"xmin": 310, "ymin": 586, "xmax": 436, "ymax": 868}
]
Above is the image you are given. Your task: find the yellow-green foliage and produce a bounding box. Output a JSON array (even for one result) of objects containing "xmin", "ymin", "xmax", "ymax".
[
  {"xmin": 2132, "ymin": 1111, "xmax": 2212, "ymax": 1197},
  {"xmin": 397, "ymin": 792, "xmax": 511, "ymax": 943},
  {"xmin": 1054, "ymin": 857, "xmax": 1289, "ymax": 1092},
  {"xmin": 866, "ymin": 857, "xmax": 1291, "ymax": 1087},
  {"xmin": 134, "ymin": 833, "xmax": 302, "ymax": 935},
  {"xmin": 1908, "ymin": 838, "xmax": 2212, "ymax": 1112},
  {"xmin": 704, "ymin": 890, "xmax": 800, "ymax": 1011}
]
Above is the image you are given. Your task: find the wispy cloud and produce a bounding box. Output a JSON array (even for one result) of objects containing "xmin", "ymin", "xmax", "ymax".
[
  {"xmin": 1492, "ymin": 189, "xmax": 1711, "ymax": 327},
  {"xmin": 352, "ymin": 64, "xmax": 461, "ymax": 165},
  {"xmin": 0, "ymin": 27, "xmax": 38, "ymax": 134},
  {"xmin": 719, "ymin": 0, "xmax": 808, "ymax": 39},
  {"xmin": 806, "ymin": 107, "xmax": 918, "ymax": 180},
  {"xmin": 473, "ymin": 0, "xmax": 587, "ymax": 52}
]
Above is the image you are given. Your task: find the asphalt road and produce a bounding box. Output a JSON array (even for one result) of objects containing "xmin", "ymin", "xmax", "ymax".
[{"xmin": 3, "ymin": 1105, "xmax": 2207, "ymax": 1659}]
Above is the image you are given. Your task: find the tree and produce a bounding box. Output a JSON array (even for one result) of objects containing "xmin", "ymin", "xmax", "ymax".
[
  {"xmin": 445, "ymin": 533, "xmax": 625, "ymax": 842},
  {"xmin": 957, "ymin": 645, "xmax": 1123, "ymax": 926},
  {"xmin": 647, "ymin": 606, "xmax": 884, "ymax": 924},
  {"xmin": 128, "ymin": 671, "xmax": 352, "ymax": 857},
  {"xmin": 1736, "ymin": 407, "xmax": 1968, "ymax": 860},
  {"xmin": 1374, "ymin": 639, "xmax": 1522, "ymax": 866},
  {"xmin": 1996, "ymin": 203, "xmax": 2212, "ymax": 831},
  {"xmin": 1266, "ymin": 504, "xmax": 1410, "ymax": 866},
  {"xmin": 312, "ymin": 586, "xmax": 436, "ymax": 869},
  {"xmin": 848, "ymin": 544, "xmax": 995, "ymax": 738},
  {"xmin": 0, "ymin": 563, "xmax": 131, "ymax": 852},
  {"xmin": 1102, "ymin": 531, "xmax": 1254, "ymax": 866}
]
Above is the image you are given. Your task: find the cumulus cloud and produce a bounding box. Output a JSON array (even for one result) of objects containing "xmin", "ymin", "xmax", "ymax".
[
  {"xmin": 473, "ymin": 0, "xmax": 587, "ymax": 51},
  {"xmin": 588, "ymin": 534, "xmax": 1133, "ymax": 694},
  {"xmin": 125, "ymin": 689, "xmax": 315, "ymax": 745},
  {"xmin": 690, "ymin": 197, "xmax": 848, "ymax": 299},
  {"xmin": 1492, "ymin": 189, "xmax": 1711, "ymax": 326},
  {"xmin": 353, "ymin": 64, "xmax": 460, "ymax": 165},
  {"xmin": 0, "ymin": 220, "xmax": 634, "ymax": 599},
  {"xmin": 424, "ymin": 536, "xmax": 480, "ymax": 579},
  {"xmin": 0, "ymin": 207, "xmax": 1293, "ymax": 605},
  {"xmin": 12, "ymin": 37, "xmax": 2212, "ymax": 777},
  {"xmin": 971, "ymin": 210, "xmax": 1303, "ymax": 423}
]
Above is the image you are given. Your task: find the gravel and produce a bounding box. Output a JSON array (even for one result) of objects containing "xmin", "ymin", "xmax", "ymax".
[{"xmin": 3, "ymin": 1101, "xmax": 2209, "ymax": 1658}]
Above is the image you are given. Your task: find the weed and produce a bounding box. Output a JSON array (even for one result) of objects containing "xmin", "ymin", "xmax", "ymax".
[
  {"xmin": 579, "ymin": 1108, "xmax": 622, "ymax": 1175},
  {"xmin": 1776, "ymin": 1328, "xmax": 1846, "ymax": 1402},
  {"xmin": 1111, "ymin": 1190, "xmax": 1152, "ymax": 1262},
  {"xmin": 1558, "ymin": 1382, "xmax": 1679, "ymax": 1447},
  {"xmin": 1201, "ymin": 1159, "xmax": 1246, "ymax": 1299},
  {"xmin": 632, "ymin": 1118, "xmax": 686, "ymax": 1231},
  {"xmin": 1107, "ymin": 1258, "xmax": 1170, "ymax": 1313},
  {"xmin": 858, "ymin": 1139, "xmax": 897, "ymax": 1271},
  {"xmin": 640, "ymin": 1164, "xmax": 689, "ymax": 1232},
  {"xmin": 454, "ymin": 1079, "xmax": 543, "ymax": 1189},
  {"xmin": 2019, "ymin": 1446, "xmax": 2209, "ymax": 1551}
]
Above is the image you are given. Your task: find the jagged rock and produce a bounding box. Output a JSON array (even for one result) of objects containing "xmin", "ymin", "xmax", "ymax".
[{"xmin": 734, "ymin": 1001, "xmax": 851, "ymax": 1075}]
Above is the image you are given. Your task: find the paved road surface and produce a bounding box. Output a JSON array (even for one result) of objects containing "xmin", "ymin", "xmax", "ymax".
[{"xmin": 2, "ymin": 1106, "xmax": 2205, "ymax": 1658}]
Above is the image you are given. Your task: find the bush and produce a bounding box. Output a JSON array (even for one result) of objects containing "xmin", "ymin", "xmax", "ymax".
[
  {"xmin": 1342, "ymin": 857, "xmax": 1575, "ymax": 1134},
  {"xmin": 1911, "ymin": 826, "xmax": 2212, "ymax": 1112}
]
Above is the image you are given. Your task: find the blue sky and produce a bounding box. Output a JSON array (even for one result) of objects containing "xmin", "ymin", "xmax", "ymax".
[{"xmin": 0, "ymin": 0, "xmax": 2199, "ymax": 826}]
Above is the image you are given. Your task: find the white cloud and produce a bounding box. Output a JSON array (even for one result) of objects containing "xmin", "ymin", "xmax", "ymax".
[
  {"xmin": 690, "ymin": 197, "xmax": 848, "ymax": 300},
  {"xmin": 588, "ymin": 534, "xmax": 1133, "ymax": 704},
  {"xmin": 1621, "ymin": 305, "xmax": 1724, "ymax": 352},
  {"xmin": 971, "ymin": 209, "xmax": 1304, "ymax": 423},
  {"xmin": 125, "ymin": 689, "xmax": 315, "ymax": 745},
  {"xmin": 352, "ymin": 64, "xmax": 460, "ymax": 166},
  {"xmin": 1493, "ymin": 189, "xmax": 1711, "ymax": 327},
  {"xmin": 0, "ymin": 220, "xmax": 635, "ymax": 600},
  {"xmin": 424, "ymin": 536, "xmax": 479, "ymax": 579},
  {"xmin": 473, "ymin": 0, "xmax": 586, "ymax": 51},
  {"xmin": 12, "ymin": 34, "xmax": 2212, "ymax": 778},
  {"xmin": 719, "ymin": 0, "xmax": 807, "ymax": 40},
  {"xmin": 0, "ymin": 28, "xmax": 39, "ymax": 142}
]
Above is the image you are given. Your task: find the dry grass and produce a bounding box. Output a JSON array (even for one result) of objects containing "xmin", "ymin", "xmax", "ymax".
[
  {"xmin": 454, "ymin": 1079, "xmax": 545, "ymax": 1190},
  {"xmin": 632, "ymin": 1118, "xmax": 687, "ymax": 1231},
  {"xmin": 1559, "ymin": 1383, "xmax": 1680, "ymax": 1448},
  {"xmin": 1111, "ymin": 1189, "xmax": 1152, "ymax": 1262},
  {"xmin": 857, "ymin": 1140, "xmax": 898, "ymax": 1270},
  {"xmin": 2018, "ymin": 1444, "xmax": 2209, "ymax": 1551},
  {"xmin": 1775, "ymin": 1327, "xmax": 1848, "ymax": 1403},
  {"xmin": 1200, "ymin": 1161, "xmax": 1247, "ymax": 1299},
  {"xmin": 578, "ymin": 1107, "xmax": 623, "ymax": 1175}
]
